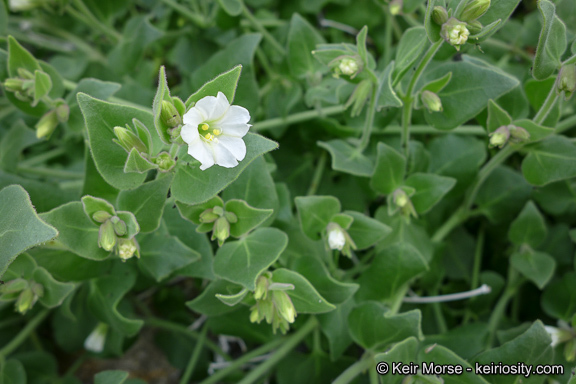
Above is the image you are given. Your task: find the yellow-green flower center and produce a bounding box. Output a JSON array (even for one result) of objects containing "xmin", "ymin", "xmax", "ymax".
[{"xmin": 198, "ymin": 123, "xmax": 222, "ymax": 142}]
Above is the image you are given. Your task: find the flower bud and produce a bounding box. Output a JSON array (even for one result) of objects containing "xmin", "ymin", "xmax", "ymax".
[
  {"xmin": 544, "ymin": 325, "xmax": 573, "ymax": 348},
  {"xmin": 3, "ymin": 78, "xmax": 25, "ymax": 92},
  {"xmin": 460, "ymin": 0, "xmax": 490, "ymax": 22},
  {"xmin": 254, "ymin": 275, "xmax": 269, "ymax": 300},
  {"xmin": 509, "ymin": 125, "xmax": 530, "ymax": 144},
  {"xmin": 565, "ymin": 339, "xmax": 576, "ymax": 362},
  {"xmin": 249, "ymin": 307, "xmax": 260, "ymax": 323},
  {"xmin": 113, "ymin": 127, "xmax": 148, "ymax": 154},
  {"xmin": 432, "ymin": 6, "xmax": 449, "ymax": 25},
  {"xmin": 199, "ymin": 208, "xmax": 219, "ymax": 223},
  {"xmin": 337, "ymin": 57, "xmax": 361, "ymax": 78},
  {"xmin": 35, "ymin": 110, "xmax": 59, "ymax": 139},
  {"xmin": 441, "ymin": 18, "xmax": 470, "ymax": 51},
  {"xmin": 92, "ymin": 211, "xmax": 112, "ymax": 223},
  {"xmin": 109, "ymin": 216, "xmax": 127, "ymax": 237},
  {"xmin": 224, "ymin": 211, "xmax": 238, "ymax": 224},
  {"xmin": 389, "ymin": 0, "xmax": 402, "ymax": 16},
  {"xmin": 55, "ymin": 103, "xmax": 70, "ymax": 123},
  {"xmin": 16, "ymin": 288, "xmax": 35, "ymax": 314},
  {"xmin": 154, "ymin": 152, "xmax": 176, "ymax": 173},
  {"xmin": 272, "ymin": 290, "xmax": 296, "ymax": 324},
  {"xmin": 466, "ymin": 20, "xmax": 483, "ymax": 35},
  {"xmin": 260, "ymin": 299, "xmax": 274, "ymax": 323},
  {"xmin": 98, "ymin": 220, "xmax": 117, "ymax": 252},
  {"xmin": 0, "ymin": 278, "xmax": 28, "ymax": 295},
  {"xmin": 392, "ymin": 188, "xmax": 418, "ymax": 219},
  {"xmin": 421, "ymin": 90, "xmax": 443, "ymax": 112},
  {"xmin": 349, "ymin": 79, "xmax": 373, "ymax": 117},
  {"xmin": 17, "ymin": 68, "xmax": 34, "ymax": 80},
  {"xmin": 212, "ymin": 206, "xmax": 224, "ymax": 216},
  {"xmin": 84, "ymin": 323, "xmax": 109, "ymax": 353},
  {"xmin": 394, "ymin": 189, "xmax": 409, "ymax": 208},
  {"xmin": 489, "ymin": 125, "xmax": 510, "ymax": 148},
  {"xmin": 212, "ymin": 216, "xmax": 230, "ymax": 246},
  {"xmin": 556, "ymin": 64, "xmax": 576, "ymax": 100},
  {"xmin": 326, "ymin": 222, "xmax": 346, "ymax": 251},
  {"xmin": 161, "ymin": 100, "xmax": 183, "ymax": 128},
  {"xmin": 30, "ymin": 282, "xmax": 44, "ymax": 298},
  {"xmin": 117, "ymin": 238, "xmax": 139, "ymax": 261}
]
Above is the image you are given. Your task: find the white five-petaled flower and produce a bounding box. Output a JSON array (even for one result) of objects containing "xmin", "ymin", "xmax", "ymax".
[{"xmin": 181, "ymin": 92, "xmax": 251, "ymax": 170}]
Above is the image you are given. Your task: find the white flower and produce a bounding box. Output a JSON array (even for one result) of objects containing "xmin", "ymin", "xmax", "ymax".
[
  {"xmin": 181, "ymin": 92, "xmax": 251, "ymax": 170},
  {"xmin": 84, "ymin": 323, "xmax": 109, "ymax": 353},
  {"xmin": 327, "ymin": 223, "xmax": 346, "ymax": 251}
]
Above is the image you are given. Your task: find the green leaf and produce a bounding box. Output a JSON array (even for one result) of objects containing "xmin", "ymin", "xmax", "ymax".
[
  {"xmin": 0, "ymin": 360, "xmax": 26, "ymax": 384},
  {"xmin": 33, "ymin": 267, "xmax": 75, "ymax": 308},
  {"xmin": 81, "ymin": 195, "xmax": 116, "ymax": 224},
  {"xmin": 374, "ymin": 337, "xmax": 419, "ymax": 384},
  {"xmin": 117, "ymin": 175, "xmax": 173, "ymax": 233},
  {"xmin": 424, "ymin": 0, "xmax": 445, "ymax": 42},
  {"xmin": 65, "ymin": 78, "xmax": 121, "ymax": 132},
  {"xmin": 371, "ymin": 142, "xmax": 406, "ymax": 195},
  {"xmin": 508, "ymin": 201, "xmax": 547, "ymax": 247},
  {"xmin": 524, "ymin": 77, "xmax": 560, "ymax": 127},
  {"xmin": 175, "ymin": 196, "xmax": 223, "ymax": 226},
  {"xmin": 404, "ymin": 173, "xmax": 456, "ymax": 214},
  {"xmin": 486, "ymin": 99, "xmax": 512, "ymax": 133},
  {"xmin": 33, "ymin": 70, "xmax": 52, "ymax": 105},
  {"xmin": 317, "ymin": 140, "xmax": 374, "ymax": 177},
  {"xmin": 213, "ymin": 228, "xmax": 288, "ymax": 290},
  {"xmin": 185, "ymin": 65, "xmax": 242, "ymax": 109},
  {"xmin": 511, "ymin": 250, "xmax": 556, "ymax": 289},
  {"xmin": 82, "ymin": 148, "xmax": 119, "ymax": 203},
  {"xmin": 424, "ymin": 57, "xmax": 520, "ymax": 130},
  {"xmin": 471, "ymin": 321, "xmax": 553, "ymax": 384},
  {"xmin": 344, "ymin": 210, "xmax": 391, "ymax": 250},
  {"xmin": 77, "ymin": 93, "xmax": 155, "ymax": 190},
  {"xmin": 171, "ymin": 133, "xmax": 278, "ymax": 205},
  {"xmin": 377, "ymin": 61, "xmax": 403, "ymax": 110},
  {"xmin": 356, "ymin": 26, "xmax": 368, "ymax": 67},
  {"xmin": 394, "ymin": 27, "xmax": 428, "ymax": 82},
  {"xmin": 137, "ymin": 228, "xmax": 200, "ymax": 282},
  {"xmin": 123, "ymin": 148, "xmax": 158, "ymax": 174},
  {"xmin": 478, "ymin": 0, "xmax": 520, "ymax": 41},
  {"xmin": 152, "ymin": 66, "xmax": 174, "ymax": 145},
  {"xmin": 186, "ymin": 279, "xmax": 244, "ymax": 316},
  {"xmin": 0, "ymin": 185, "xmax": 58, "ymax": 278},
  {"xmin": 7, "ymin": 35, "xmax": 41, "ymax": 78},
  {"xmin": 295, "ymin": 195, "xmax": 341, "ymax": 241},
  {"xmin": 522, "ymin": 136, "xmax": 576, "ymax": 186},
  {"xmin": 271, "ymin": 269, "xmax": 335, "ymax": 313},
  {"xmin": 348, "ymin": 302, "xmax": 422, "ymax": 350},
  {"xmin": 40, "ymin": 202, "xmax": 110, "ymax": 261},
  {"xmin": 88, "ymin": 264, "xmax": 143, "ymax": 336},
  {"xmin": 542, "ymin": 272, "xmax": 576, "ymax": 321},
  {"xmin": 317, "ymin": 298, "xmax": 355, "ymax": 360},
  {"xmin": 418, "ymin": 344, "xmax": 490, "ymax": 384},
  {"xmin": 533, "ymin": 0, "xmax": 567, "ymax": 80},
  {"xmin": 287, "ymin": 14, "xmax": 326, "ymax": 78},
  {"xmin": 217, "ymin": 0, "xmax": 242, "ymax": 16},
  {"xmin": 356, "ymin": 243, "xmax": 428, "ymax": 301},
  {"xmin": 0, "ymin": 121, "xmax": 38, "ymax": 172},
  {"xmin": 225, "ymin": 200, "xmax": 272, "ymax": 237},
  {"xmin": 95, "ymin": 370, "xmax": 129, "ymax": 384}
]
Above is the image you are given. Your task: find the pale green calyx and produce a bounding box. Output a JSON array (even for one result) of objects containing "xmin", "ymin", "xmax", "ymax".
[
  {"xmin": 460, "ymin": 0, "xmax": 490, "ymax": 22},
  {"xmin": 348, "ymin": 79, "xmax": 373, "ymax": 117},
  {"xmin": 98, "ymin": 220, "xmax": 117, "ymax": 252},
  {"xmin": 35, "ymin": 110, "xmax": 59, "ymax": 139},
  {"xmin": 249, "ymin": 273, "xmax": 297, "ymax": 335},
  {"xmin": 154, "ymin": 152, "xmax": 176, "ymax": 172},
  {"xmin": 161, "ymin": 100, "xmax": 183, "ymax": 128},
  {"xmin": 432, "ymin": 6, "xmax": 448, "ymax": 25},
  {"xmin": 466, "ymin": 20, "xmax": 483, "ymax": 35},
  {"xmin": 489, "ymin": 125, "xmax": 510, "ymax": 148},
  {"xmin": 93, "ymin": 210, "xmax": 112, "ymax": 223},
  {"xmin": 441, "ymin": 18, "xmax": 470, "ymax": 51},
  {"xmin": 421, "ymin": 90, "xmax": 443, "ymax": 112},
  {"xmin": 392, "ymin": 188, "xmax": 418, "ymax": 220},
  {"xmin": 508, "ymin": 125, "xmax": 530, "ymax": 144},
  {"xmin": 212, "ymin": 216, "xmax": 231, "ymax": 247},
  {"xmin": 113, "ymin": 127, "xmax": 148, "ymax": 154},
  {"xmin": 556, "ymin": 64, "xmax": 576, "ymax": 100}
]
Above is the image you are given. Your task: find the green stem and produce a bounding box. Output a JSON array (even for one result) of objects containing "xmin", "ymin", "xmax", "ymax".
[
  {"xmin": 255, "ymin": 48, "xmax": 276, "ymax": 79},
  {"xmin": 470, "ymin": 226, "xmax": 484, "ymax": 293},
  {"xmin": 0, "ymin": 310, "xmax": 50, "ymax": 358},
  {"xmin": 237, "ymin": 317, "xmax": 317, "ymax": 384},
  {"xmin": 432, "ymin": 300, "xmax": 448, "ymax": 334},
  {"xmin": 358, "ymin": 87, "xmax": 379, "ymax": 152},
  {"xmin": 332, "ymin": 353, "xmax": 374, "ymax": 384},
  {"xmin": 17, "ymin": 166, "xmax": 84, "ymax": 180},
  {"xmin": 533, "ymin": 89, "xmax": 559, "ymax": 125},
  {"xmin": 252, "ymin": 105, "xmax": 346, "ymax": 131},
  {"xmin": 241, "ymin": 1, "xmax": 286, "ymax": 56},
  {"xmin": 383, "ymin": 9, "xmax": 393, "ymax": 66},
  {"xmin": 180, "ymin": 325, "xmax": 207, "ymax": 384},
  {"xmin": 486, "ymin": 269, "xmax": 523, "ymax": 348},
  {"xmin": 388, "ymin": 284, "xmax": 408, "ymax": 315},
  {"xmin": 145, "ymin": 317, "xmax": 232, "ymax": 361},
  {"xmin": 199, "ymin": 337, "xmax": 284, "ymax": 384},
  {"xmin": 557, "ymin": 114, "xmax": 576, "ymax": 133},
  {"xmin": 69, "ymin": 0, "xmax": 121, "ymax": 42},
  {"xmin": 431, "ymin": 207, "xmax": 469, "ymax": 243},
  {"xmin": 483, "ymin": 39, "xmax": 534, "ymax": 62},
  {"xmin": 401, "ymin": 97, "xmax": 413, "ymax": 158},
  {"xmin": 20, "ymin": 148, "xmax": 67, "ymax": 167},
  {"xmin": 306, "ymin": 151, "xmax": 327, "ymax": 196},
  {"xmin": 160, "ymin": 0, "xmax": 208, "ymax": 28}
]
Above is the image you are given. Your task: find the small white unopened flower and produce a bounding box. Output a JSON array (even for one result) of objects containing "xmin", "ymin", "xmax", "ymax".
[
  {"xmin": 327, "ymin": 223, "xmax": 346, "ymax": 251},
  {"xmin": 544, "ymin": 325, "xmax": 573, "ymax": 348},
  {"xmin": 84, "ymin": 323, "xmax": 109, "ymax": 353},
  {"xmin": 181, "ymin": 92, "xmax": 251, "ymax": 170},
  {"xmin": 441, "ymin": 18, "xmax": 470, "ymax": 51},
  {"xmin": 339, "ymin": 58, "xmax": 359, "ymax": 77}
]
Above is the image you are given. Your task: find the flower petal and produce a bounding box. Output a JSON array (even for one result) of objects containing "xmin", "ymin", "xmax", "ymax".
[
  {"xmin": 219, "ymin": 105, "xmax": 251, "ymax": 125},
  {"xmin": 213, "ymin": 142, "xmax": 239, "ymax": 168},
  {"xmin": 181, "ymin": 123, "xmax": 200, "ymax": 144},
  {"xmin": 195, "ymin": 92, "xmax": 230, "ymax": 122},
  {"xmin": 183, "ymin": 108, "xmax": 204, "ymax": 126},
  {"xmin": 218, "ymin": 135, "xmax": 246, "ymax": 161},
  {"xmin": 187, "ymin": 136, "xmax": 215, "ymax": 170}
]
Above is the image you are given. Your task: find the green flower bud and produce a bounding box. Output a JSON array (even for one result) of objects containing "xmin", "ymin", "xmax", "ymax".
[
  {"xmin": 16, "ymin": 288, "xmax": 35, "ymax": 314},
  {"xmin": 421, "ymin": 90, "xmax": 443, "ymax": 112},
  {"xmin": 0, "ymin": 278, "xmax": 28, "ymax": 295},
  {"xmin": 35, "ymin": 110, "xmax": 59, "ymax": 139},
  {"xmin": 254, "ymin": 275, "xmax": 269, "ymax": 300},
  {"xmin": 432, "ymin": 6, "xmax": 449, "ymax": 25},
  {"xmin": 556, "ymin": 64, "xmax": 576, "ymax": 100},
  {"xmin": 460, "ymin": 0, "xmax": 490, "ymax": 22},
  {"xmin": 30, "ymin": 282, "xmax": 44, "ymax": 298},
  {"xmin": 17, "ymin": 68, "xmax": 34, "ymax": 80},
  {"xmin": 109, "ymin": 216, "xmax": 127, "ymax": 237},
  {"xmin": 489, "ymin": 125, "xmax": 510, "ymax": 148},
  {"xmin": 161, "ymin": 100, "xmax": 183, "ymax": 128},
  {"xmin": 113, "ymin": 127, "xmax": 148, "ymax": 154},
  {"xmin": 509, "ymin": 125, "xmax": 530, "ymax": 143},
  {"xmin": 394, "ymin": 189, "xmax": 409, "ymax": 208},
  {"xmin": 212, "ymin": 216, "xmax": 230, "ymax": 246},
  {"xmin": 224, "ymin": 211, "xmax": 238, "ymax": 224},
  {"xmin": 389, "ymin": 0, "xmax": 402, "ymax": 16},
  {"xmin": 272, "ymin": 290, "xmax": 296, "ymax": 324},
  {"xmin": 392, "ymin": 188, "xmax": 418, "ymax": 220},
  {"xmin": 348, "ymin": 79, "xmax": 373, "ymax": 117},
  {"xmin": 117, "ymin": 238, "xmax": 139, "ymax": 261},
  {"xmin": 98, "ymin": 220, "xmax": 117, "ymax": 252},
  {"xmin": 441, "ymin": 18, "xmax": 470, "ymax": 51},
  {"xmin": 199, "ymin": 208, "xmax": 219, "ymax": 223},
  {"xmin": 565, "ymin": 339, "xmax": 576, "ymax": 362},
  {"xmin": 154, "ymin": 152, "xmax": 176, "ymax": 172},
  {"xmin": 92, "ymin": 210, "xmax": 112, "ymax": 223},
  {"xmin": 260, "ymin": 299, "xmax": 274, "ymax": 323},
  {"xmin": 3, "ymin": 78, "xmax": 26, "ymax": 92},
  {"xmin": 466, "ymin": 20, "xmax": 483, "ymax": 35},
  {"xmin": 249, "ymin": 307, "xmax": 260, "ymax": 323},
  {"xmin": 212, "ymin": 206, "xmax": 224, "ymax": 216},
  {"xmin": 55, "ymin": 102, "xmax": 70, "ymax": 123}
]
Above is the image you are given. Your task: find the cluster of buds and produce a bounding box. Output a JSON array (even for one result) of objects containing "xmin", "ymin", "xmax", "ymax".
[
  {"xmin": 249, "ymin": 273, "xmax": 297, "ymax": 334},
  {"xmin": 3, "ymin": 68, "xmax": 38, "ymax": 103},
  {"xmin": 331, "ymin": 55, "xmax": 363, "ymax": 79},
  {"xmin": 433, "ymin": 0, "xmax": 491, "ymax": 50},
  {"xmin": 0, "ymin": 278, "xmax": 44, "ymax": 314},
  {"xmin": 160, "ymin": 99, "xmax": 185, "ymax": 143},
  {"xmin": 199, "ymin": 206, "xmax": 238, "ymax": 246},
  {"xmin": 556, "ymin": 64, "xmax": 576, "ymax": 100},
  {"xmin": 489, "ymin": 124, "xmax": 530, "ymax": 148},
  {"xmin": 389, "ymin": 188, "xmax": 417, "ymax": 220},
  {"xmin": 93, "ymin": 211, "xmax": 139, "ymax": 261},
  {"xmin": 420, "ymin": 90, "xmax": 443, "ymax": 112},
  {"xmin": 326, "ymin": 222, "xmax": 357, "ymax": 258}
]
